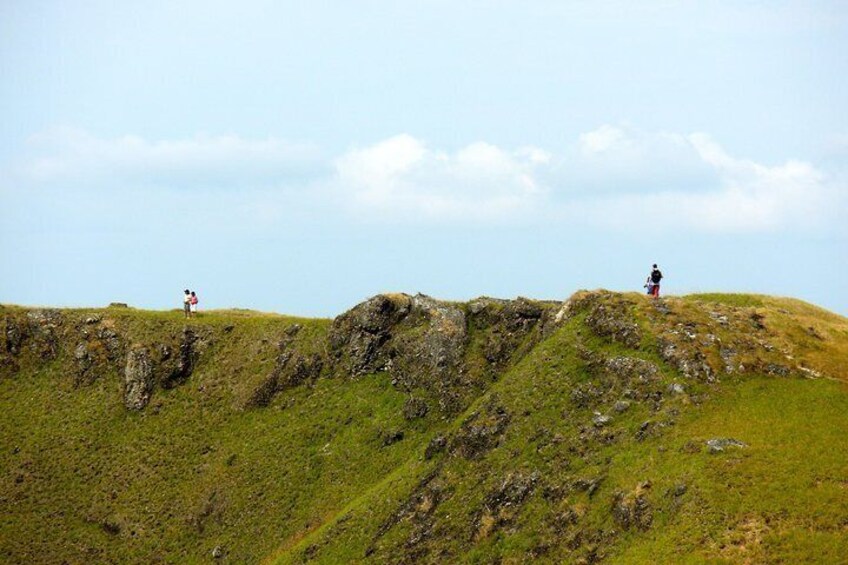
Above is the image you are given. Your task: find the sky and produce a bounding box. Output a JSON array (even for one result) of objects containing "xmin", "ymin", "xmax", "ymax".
[{"xmin": 1, "ymin": 0, "xmax": 846, "ymax": 317}]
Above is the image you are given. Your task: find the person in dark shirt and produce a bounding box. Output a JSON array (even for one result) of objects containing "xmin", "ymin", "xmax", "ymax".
[{"xmin": 646, "ymin": 264, "xmax": 663, "ymax": 297}]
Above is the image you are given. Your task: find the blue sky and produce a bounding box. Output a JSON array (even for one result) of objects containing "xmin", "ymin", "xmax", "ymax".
[{"xmin": 1, "ymin": 1, "xmax": 846, "ymax": 316}]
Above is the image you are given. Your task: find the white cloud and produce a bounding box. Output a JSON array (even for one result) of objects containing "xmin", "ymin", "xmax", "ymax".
[
  {"xmin": 6, "ymin": 125, "xmax": 843, "ymax": 233},
  {"xmin": 560, "ymin": 125, "xmax": 841, "ymax": 232},
  {"xmin": 578, "ymin": 124, "xmax": 628, "ymax": 155},
  {"xmin": 333, "ymin": 135, "xmax": 549, "ymax": 222},
  {"xmin": 18, "ymin": 126, "xmax": 321, "ymax": 187}
]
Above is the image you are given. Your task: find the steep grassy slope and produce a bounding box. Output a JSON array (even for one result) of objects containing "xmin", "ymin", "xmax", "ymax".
[{"xmin": 1, "ymin": 292, "xmax": 846, "ymax": 564}]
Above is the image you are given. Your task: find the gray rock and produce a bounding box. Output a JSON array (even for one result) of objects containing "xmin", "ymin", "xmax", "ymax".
[
  {"xmin": 4, "ymin": 317, "xmax": 26, "ymax": 355},
  {"xmin": 211, "ymin": 545, "xmax": 224, "ymax": 559},
  {"xmin": 613, "ymin": 400, "xmax": 631, "ymax": 413},
  {"xmin": 124, "ymin": 347, "xmax": 154, "ymax": 410},
  {"xmin": 73, "ymin": 343, "xmax": 94, "ymax": 383},
  {"xmin": 706, "ymin": 437, "xmax": 747, "ymax": 453},
  {"xmin": 403, "ymin": 397, "xmax": 429, "ymax": 420},
  {"xmin": 26, "ymin": 309, "xmax": 63, "ymax": 360},
  {"xmin": 592, "ymin": 413, "xmax": 612, "ymax": 427},
  {"xmin": 766, "ymin": 363, "xmax": 790, "ymax": 377},
  {"xmin": 424, "ymin": 435, "xmax": 447, "ymax": 459},
  {"xmin": 667, "ymin": 383, "xmax": 685, "ymax": 395},
  {"xmin": 573, "ymin": 476, "xmax": 603, "ymax": 496},
  {"xmin": 97, "ymin": 327, "xmax": 123, "ymax": 360},
  {"xmin": 720, "ymin": 347, "xmax": 737, "ymax": 374},
  {"xmin": 657, "ymin": 337, "xmax": 715, "ymax": 382}
]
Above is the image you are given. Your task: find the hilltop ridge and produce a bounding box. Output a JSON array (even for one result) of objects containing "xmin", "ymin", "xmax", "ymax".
[{"xmin": 1, "ymin": 291, "xmax": 847, "ymax": 563}]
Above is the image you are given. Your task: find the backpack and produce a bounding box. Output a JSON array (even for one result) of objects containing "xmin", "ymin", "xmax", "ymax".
[{"xmin": 651, "ymin": 270, "xmax": 662, "ymax": 283}]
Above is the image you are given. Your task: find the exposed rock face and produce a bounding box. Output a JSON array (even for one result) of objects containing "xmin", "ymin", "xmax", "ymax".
[
  {"xmin": 577, "ymin": 352, "xmax": 663, "ymax": 411},
  {"xmin": 245, "ymin": 348, "xmax": 324, "ymax": 409},
  {"xmin": 657, "ymin": 338, "xmax": 715, "ymax": 382},
  {"xmin": 161, "ymin": 327, "xmax": 197, "ymax": 389},
  {"xmin": 391, "ymin": 295, "xmax": 468, "ymax": 413},
  {"xmin": 405, "ymin": 294, "xmax": 467, "ymax": 380},
  {"xmin": 26, "ymin": 309, "xmax": 63, "ymax": 360},
  {"xmin": 73, "ymin": 342, "xmax": 93, "ymax": 383},
  {"xmin": 468, "ymin": 297, "xmax": 553, "ymax": 370},
  {"xmin": 449, "ymin": 398, "xmax": 511, "ymax": 460},
  {"xmin": 586, "ymin": 303, "xmax": 641, "ymax": 349},
  {"xmin": 473, "ymin": 472, "xmax": 539, "ymax": 540},
  {"xmin": 328, "ymin": 294, "xmax": 412, "ymax": 376},
  {"xmin": 96, "ymin": 327, "xmax": 123, "ymax": 361},
  {"xmin": 5, "ymin": 316, "xmax": 26, "ymax": 355},
  {"xmin": 368, "ymin": 470, "xmax": 448, "ymax": 560},
  {"xmin": 330, "ymin": 293, "xmax": 557, "ymax": 417},
  {"xmin": 124, "ymin": 347, "xmax": 154, "ymax": 410}
]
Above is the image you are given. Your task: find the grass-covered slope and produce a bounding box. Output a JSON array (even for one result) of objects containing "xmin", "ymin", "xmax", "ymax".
[{"xmin": 1, "ymin": 292, "xmax": 846, "ymax": 564}]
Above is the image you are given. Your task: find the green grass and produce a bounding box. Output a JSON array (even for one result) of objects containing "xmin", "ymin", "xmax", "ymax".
[
  {"xmin": 1, "ymin": 293, "xmax": 847, "ymax": 563},
  {"xmin": 608, "ymin": 376, "xmax": 848, "ymax": 564},
  {"xmin": 684, "ymin": 293, "xmax": 768, "ymax": 308}
]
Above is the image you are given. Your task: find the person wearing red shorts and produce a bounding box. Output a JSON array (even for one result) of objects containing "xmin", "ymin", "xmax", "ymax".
[{"xmin": 647, "ymin": 264, "xmax": 663, "ymax": 297}]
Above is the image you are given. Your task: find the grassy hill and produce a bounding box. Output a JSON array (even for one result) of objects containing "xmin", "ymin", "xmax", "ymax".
[{"xmin": 1, "ymin": 291, "xmax": 846, "ymax": 563}]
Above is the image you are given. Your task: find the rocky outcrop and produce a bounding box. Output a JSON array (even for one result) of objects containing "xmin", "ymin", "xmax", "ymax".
[
  {"xmin": 328, "ymin": 294, "xmax": 413, "ymax": 376},
  {"xmin": 468, "ymin": 297, "xmax": 554, "ymax": 369},
  {"xmin": 245, "ymin": 348, "xmax": 324, "ymax": 409},
  {"xmin": 26, "ymin": 309, "xmax": 63, "ymax": 360},
  {"xmin": 124, "ymin": 347, "xmax": 154, "ymax": 410},
  {"xmin": 449, "ymin": 397, "xmax": 511, "ymax": 460},
  {"xmin": 367, "ymin": 469, "xmax": 449, "ymax": 560},
  {"xmin": 611, "ymin": 483, "xmax": 653, "ymax": 530},
  {"xmin": 402, "ymin": 397, "xmax": 429, "ymax": 420},
  {"xmin": 4, "ymin": 316, "xmax": 26, "ymax": 355},
  {"xmin": 585, "ymin": 301, "xmax": 642, "ymax": 349},
  {"xmin": 472, "ymin": 472, "xmax": 539, "ymax": 540},
  {"xmin": 161, "ymin": 327, "xmax": 197, "ymax": 389},
  {"xmin": 657, "ymin": 337, "xmax": 715, "ymax": 382},
  {"xmin": 73, "ymin": 342, "xmax": 94, "ymax": 384},
  {"xmin": 329, "ymin": 293, "xmax": 558, "ymax": 416},
  {"xmin": 576, "ymin": 351, "xmax": 664, "ymax": 411}
]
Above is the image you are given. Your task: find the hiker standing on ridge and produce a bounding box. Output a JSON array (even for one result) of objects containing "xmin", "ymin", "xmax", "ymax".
[
  {"xmin": 183, "ymin": 289, "xmax": 191, "ymax": 318},
  {"xmin": 190, "ymin": 291, "xmax": 199, "ymax": 317},
  {"xmin": 646, "ymin": 264, "xmax": 663, "ymax": 297}
]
